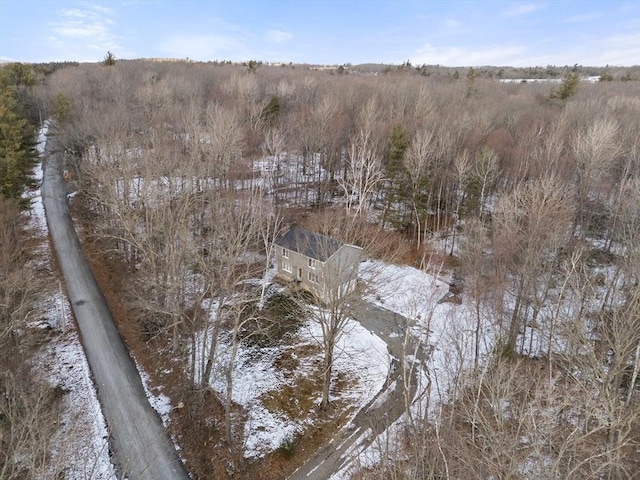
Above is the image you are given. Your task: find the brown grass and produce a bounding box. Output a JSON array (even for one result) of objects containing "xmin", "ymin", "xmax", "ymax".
[{"xmin": 261, "ymin": 374, "xmax": 320, "ymax": 421}]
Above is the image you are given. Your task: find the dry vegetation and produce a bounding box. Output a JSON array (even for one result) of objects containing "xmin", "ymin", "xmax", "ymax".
[{"xmin": 4, "ymin": 59, "xmax": 639, "ymax": 478}]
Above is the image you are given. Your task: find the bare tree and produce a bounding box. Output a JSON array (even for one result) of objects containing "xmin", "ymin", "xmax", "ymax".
[
  {"xmin": 260, "ymin": 127, "xmax": 287, "ymax": 203},
  {"xmin": 459, "ymin": 217, "xmax": 496, "ymax": 370},
  {"xmin": 404, "ymin": 129, "xmax": 434, "ymax": 248},
  {"xmin": 472, "ymin": 147, "xmax": 500, "ymax": 219},
  {"xmin": 0, "ymin": 199, "xmax": 64, "ymax": 480},
  {"xmin": 0, "ymin": 370, "xmax": 64, "ymax": 480},
  {"xmin": 493, "ymin": 175, "xmax": 574, "ymax": 357},
  {"xmin": 257, "ymin": 205, "xmax": 283, "ymax": 310},
  {"xmin": 573, "ymin": 117, "xmax": 622, "ymax": 238},
  {"xmin": 198, "ymin": 188, "xmax": 271, "ymax": 387},
  {"xmin": 289, "ymin": 230, "xmax": 363, "ymax": 410},
  {"xmin": 449, "ymin": 149, "xmax": 472, "ymax": 254},
  {"xmin": 0, "ymin": 200, "xmax": 38, "ymax": 351},
  {"xmin": 204, "ymin": 103, "xmax": 244, "ymax": 188},
  {"xmin": 340, "ymin": 112, "xmax": 386, "ymax": 217},
  {"xmin": 290, "ymin": 213, "xmax": 399, "ymax": 410}
]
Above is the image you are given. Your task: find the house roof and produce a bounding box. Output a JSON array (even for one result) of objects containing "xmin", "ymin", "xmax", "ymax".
[{"xmin": 275, "ymin": 227, "xmax": 342, "ymax": 262}]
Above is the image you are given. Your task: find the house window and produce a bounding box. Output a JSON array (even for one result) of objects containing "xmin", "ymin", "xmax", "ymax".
[
  {"xmin": 308, "ymin": 272, "xmax": 319, "ymax": 284},
  {"xmin": 308, "ymin": 258, "xmax": 316, "ymax": 269},
  {"xmin": 282, "ymin": 248, "xmax": 289, "ymax": 258},
  {"xmin": 282, "ymin": 260, "xmax": 292, "ymax": 273}
]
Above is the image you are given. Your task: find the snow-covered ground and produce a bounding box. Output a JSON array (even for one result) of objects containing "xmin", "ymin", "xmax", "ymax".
[
  {"xmin": 337, "ymin": 259, "xmax": 497, "ymax": 477},
  {"xmin": 39, "ymin": 328, "xmax": 117, "ymax": 480},
  {"xmin": 361, "ymin": 259, "xmax": 489, "ymax": 411},
  {"xmin": 197, "ymin": 255, "xmax": 487, "ymax": 468},
  {"xmin": 198, "ymin": 310, "xmax": 388, "ymax": 459},
  {"xmin": 27, "ymin": 123, "xmax": 118, "ymax": 479},
  {"xmin": 31, "ymin": 124, "xmax": 182, "ymax": 479},
  {"xmin": 193, "ymin": 255, "xmax": 492, "ymax": 474}
]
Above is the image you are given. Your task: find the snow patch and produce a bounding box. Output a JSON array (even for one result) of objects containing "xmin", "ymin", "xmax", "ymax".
[{"xmin": 32, "ymin": 122, "xmax": 117, "ymax": 479}]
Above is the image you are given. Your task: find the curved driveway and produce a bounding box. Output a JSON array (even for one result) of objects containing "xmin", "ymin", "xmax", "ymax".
[
  {"xmin": 288, "ymin": 303, "xmax": 428, "ymax": 480},
  {"xmin": 42, "ymin": 137, "xmax": 190, "ymax": 480}
]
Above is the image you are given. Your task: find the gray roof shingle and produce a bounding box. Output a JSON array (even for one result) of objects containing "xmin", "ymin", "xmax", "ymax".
[{"xmin": 275, "ymin": 227, "xmax": 341, "ymax": 262}]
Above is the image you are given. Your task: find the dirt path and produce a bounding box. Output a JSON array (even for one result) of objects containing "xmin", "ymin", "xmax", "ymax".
[
  {"xmin": 42, "ymin": 136, "xmax": 191, "ymax": 480},
  {"xmin": 287, "ymin": 303, "xmax": 428, "ymax": 480}
]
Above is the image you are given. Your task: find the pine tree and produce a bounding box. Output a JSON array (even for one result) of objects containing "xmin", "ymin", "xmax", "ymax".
[
  {"xmin": 383, "ymin": 125, "xmax": 410, "ymax": 228},
  {"xmin": 0, "ymin": 63, "xmax": 36, "ymax": 88},
  {"xmin": 550, "ymin": 71, "xmax": 579, "ymax": 101},
  {"xmin": 261, "ymin": 95, "xmax": 281, "ymax": 127},
  {"xmin": 246, "ymin": 59, "xmax": 260, "ymax": 73},
  {"xmin": 103, "ymin": 51, "xmax": 116, "ymax": 66},
  {"xmin": 51, "ymin": 92, "xmax": 71, "ymax": 124},
  {"xmin": 0, "ymin": 81, "xmax": 36, "ymax": 206}
]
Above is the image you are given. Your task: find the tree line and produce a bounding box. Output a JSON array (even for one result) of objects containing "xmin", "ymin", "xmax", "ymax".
[
  {"xmin": 0, "ymin": 63, "xmax": 38, "ymax": 207},
  {"xmin": 0, "ymin": 62, "xmax": 72, "ymax": 479}
]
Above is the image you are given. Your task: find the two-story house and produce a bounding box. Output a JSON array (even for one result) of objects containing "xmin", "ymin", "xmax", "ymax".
[{"xmin": 274, "ymin": 227, "xmax": 362, "ymax": 303}]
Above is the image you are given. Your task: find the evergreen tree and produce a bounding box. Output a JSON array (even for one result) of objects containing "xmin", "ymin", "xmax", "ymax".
[
  {"xmin": 0, "ymin": 83, "xmax": 36, "ymax": 206},
  {"xmin": 0, "ymin": 63, "xmax": 36, "ymax": 88},
  {"xmin": 261, "ymin": 95, "xmax": 281, "ymax": 127},
  {"xmin": 51, "ymin": 92, "xmax": 72, "ymax": 125},
  {"xmin": 383, "ymin": 125, "xmax": 410, "ymax": 228},
  {"xmin": 246, "ymin": 59, "xmax": 260, "ymax": 73},
  {"xmin": 550, "ymin": 71, "xmax": 579, "ymax": 101},
  {"xmin": 103, "ymin": 51, "xmax": 116, "ymax": 66}
]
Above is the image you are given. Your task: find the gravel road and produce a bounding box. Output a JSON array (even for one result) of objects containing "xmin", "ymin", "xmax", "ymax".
[{"xmin": 42, "ymin": 136, "xmax": 191, "ymax": 480}]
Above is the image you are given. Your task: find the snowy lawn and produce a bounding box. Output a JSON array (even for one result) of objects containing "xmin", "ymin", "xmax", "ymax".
[
  {"xmin": 340, "ymin": 259, "xmax": 496, "ymax": 478},
  {"xmin": 205, "ymin": 314, "xmax": 388, "ymax": 459},
  {"xmin": 200, "ymin": 256, "xmax": 491, "ymax": 466},
  {"xmin": 361, "ymin": 259, "xmax": 495, "ymax": 409}
]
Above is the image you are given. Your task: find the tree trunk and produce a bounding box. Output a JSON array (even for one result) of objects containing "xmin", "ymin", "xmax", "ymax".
[
  {"xmin": 201, "ymin": 300, "xmax": 224, "ymax": 388},
  {"xmin": 506, "ymin": 278, "xmax": 525, "ymax": 357},
  {"xmin": 321, "ymin": 334, "xmax": 335, "ymax": 410}
]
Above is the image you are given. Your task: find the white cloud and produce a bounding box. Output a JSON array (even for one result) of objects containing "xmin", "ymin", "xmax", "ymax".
[
  {"xmin": 58, "ymin": 9, "xmax": 91, "ymax": 19},
  {"xmin": 91, "ymin": 4, "xmax": 115, "ymax": 16},
  {"xmin": 265, "ymin": 29, "xmax": 293, "ymax": 44},
  {"xmin": 158, "ymin": 34, "xmax": 250, "ymax": 61},
  {"xmin": 444, "ymin": 19, "xmax": 461, "ymax": 29},
  {"xmin": 502, "ymin": 3, "xmax": 543, "ymax": 17},
  {"xmin": 411, "ymin": 25, "xmax": 640, "ymax": 68},
  {"xmin": 411, "ymin": 43, "xmax": 526, "ymax": 66},
  {"xmin": 48, "ymin": 4, "xmax": 122, "ymax": 60},
  {"xmin": 563, "ymin": 12, "xmax": 599, "ymax": 23},
  {"xmin": 51, "ymin": 6, "xmax": 114, "ymax": 37},
  {"xmin": 595, "ymin": 32, "xmax": 640, "ymax": 65},
  {"xmin": 52, "ymin": 23, "xmax": 109, "ymax": 39},
  {"xmin": 520, "ymin": 32, "xmax": 640, "ymax": 67}
]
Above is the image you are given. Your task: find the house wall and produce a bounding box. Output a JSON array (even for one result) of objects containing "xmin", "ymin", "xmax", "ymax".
[
  {"xmin": 275, "ymin": 246, "xmax": 324, "ymax": 298},
  {"xmin": 275, "ymin": 243, "xmax": 362, "ymax": 303},
  {"xmin": 323, "ymin": 244, "xmax": 362, "ymax": 301}
]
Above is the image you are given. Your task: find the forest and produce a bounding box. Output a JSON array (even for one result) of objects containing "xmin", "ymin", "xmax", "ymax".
[{"xmin": 1, "ymin": 59, "xmax": 639, "ymax": 479}]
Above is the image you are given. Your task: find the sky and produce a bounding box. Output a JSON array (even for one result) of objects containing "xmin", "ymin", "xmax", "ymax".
[{"xmin": 1, "ymin": 0, "xmax": 639, "ymax": 67}]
